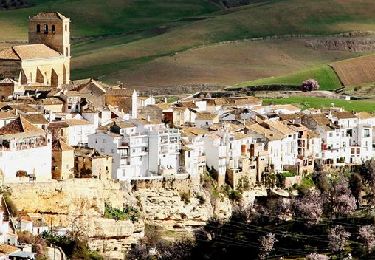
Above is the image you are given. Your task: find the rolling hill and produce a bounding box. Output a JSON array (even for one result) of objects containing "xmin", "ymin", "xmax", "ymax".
[{"xmin": 1, "ymin": 0, "xmax": 375, "ymax": 88}]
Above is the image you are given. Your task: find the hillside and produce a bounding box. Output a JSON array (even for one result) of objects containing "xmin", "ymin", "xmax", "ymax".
[
  {"xmin": 234, "ymin": 65, "xmax": 343, "ymax": 91},
  {"xmin": 1, "ymin": 0, "xmax": 375, "ymax": 87},
  {"xmin": 330, "ymin": 54, "xmax": 375, "ymax": 86}
]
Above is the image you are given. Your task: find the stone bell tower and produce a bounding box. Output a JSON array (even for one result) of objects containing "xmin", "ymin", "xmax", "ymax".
[{"xmin": 28, "ymin": 12, "xmax": 70, "ymax": 57}]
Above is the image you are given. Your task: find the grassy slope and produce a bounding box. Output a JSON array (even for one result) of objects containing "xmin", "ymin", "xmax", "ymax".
[
  {"xmin": 235, "ymin": 65, "xmax": 343, "ymax": 90},
  {"xmin": 263, "ymin": 96, "xmax": 375, "ymax": 112},
  {"xmin": 70, "ymin": 0, "xmax": 375, "ymax": 83},
  {"xmin": 1, "ymin": 0, "xmax": 375, "ymax": 86},
  {"xmin": 0, "ymin": 0, "xmax": 219, "ymax": 40}
]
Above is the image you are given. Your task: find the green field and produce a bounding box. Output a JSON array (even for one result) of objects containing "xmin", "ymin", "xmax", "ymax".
[
  {"xmin": 235, "ymin": 65, "xmax": 343, "ymax": 90},
  {"xmin": 263, "ymin": 96, "xmax": 375, "ymax": 112},
  {"xmin": 0, "ymin": 0, "xmax": 219, "ymax": 40},
  {"xmin": 1, "ymin": 0, "xmax": 375, "ymax": 87}
]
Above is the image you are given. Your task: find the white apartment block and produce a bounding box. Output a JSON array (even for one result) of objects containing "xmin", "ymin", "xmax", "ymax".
[{"xmin": 88, "ymin": 120, "xmax": 181, "ymax": 180}]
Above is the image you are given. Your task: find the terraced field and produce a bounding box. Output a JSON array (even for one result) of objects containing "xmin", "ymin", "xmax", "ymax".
[
  {"xmin": 330, "ymin": 54, "xmax": 375, "ymax": 86},
  {"xmin": 263, "ymin": 96, "xmax": 375, "ymax": 112},
  {"xmin": 235, "ymin": 65, "xmax": 343, "ymax": 91}
]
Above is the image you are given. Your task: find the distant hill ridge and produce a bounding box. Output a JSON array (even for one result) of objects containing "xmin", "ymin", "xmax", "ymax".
[{"xmin": 0, "ymin": 0, "xmax": 30, "ymax": 9}]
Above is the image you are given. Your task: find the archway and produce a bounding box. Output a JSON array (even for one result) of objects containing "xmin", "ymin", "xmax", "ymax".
[
  {"xmin": 36, "ymin": 68, "xmax": 44, "ymax": 84},
  {"xmin": 51, "ymin": 69, "xmax": 59, "ymax": 88},
  {"xmin": 63, "ymin": 65, "xmax": 67, "ymax": 84}
]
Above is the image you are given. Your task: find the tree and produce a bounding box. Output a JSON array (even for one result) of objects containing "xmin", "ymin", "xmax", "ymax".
[
  {"xmin": 301, "ymin": 79, "xmax": 320, "ymax": 92},
  {"xmin": 358, "ymin": 225, "xmax": 375, "ymax": 254},
  {"xmin": 294, "ymin": 190, "xmax": 323, "ymax": 225},
  {"xmin": 328, "ymin": 225, "xmax": 350, "ymax": 255},
  {"xmin": 360, "ymin": 160, "xmax": 375, "ymax": 186},
  {"xmin": 349, "ymin": 173, "xmax": 363, "ymax": 206},
  {"xmin": 313, "ymin": 171, "xmax": 330, "ymax": 194},
  {"xmin": 330, "ymin": 176, "xmax": 357, "ymax": 217},
  {"xmin": 258, "ymin": 233, "xmax": 277, "ymax": 259}
]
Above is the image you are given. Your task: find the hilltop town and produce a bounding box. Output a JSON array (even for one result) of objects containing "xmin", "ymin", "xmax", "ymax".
[{"xmin": 1, "ymin": 12, "xmax": 375, "ymax": 259}]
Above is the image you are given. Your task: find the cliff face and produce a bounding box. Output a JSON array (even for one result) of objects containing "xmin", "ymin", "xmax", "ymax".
[
  {"xmin": 8, "ymin": 179, "xmax": 142, "ymax": 259},
  {"xmin": 7, "ymin": 178, "xmax": 260, "ymax": 259}
]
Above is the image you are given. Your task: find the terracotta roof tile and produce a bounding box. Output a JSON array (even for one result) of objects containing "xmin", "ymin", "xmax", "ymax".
[
  {"xmin": 13, "ymin": 44, "xmax": 61, "ymax": 60},
  {"xmin": 0, "ymin": 47, "xmax": 20, "ymax": 60},
  {"xmin": 0, "ymin": 116, "xmax": 44, "ymax": 135},
  {"xmin": 31, "ymin": 12, "xmax": 67, "ymax": 20},
  {"xmin": 23, "ymin": 114, "xmax": 48, "ymax": 125},
  {"xmin": 65, "ymin": 119, "xmax": 91, "ymax": 126}
]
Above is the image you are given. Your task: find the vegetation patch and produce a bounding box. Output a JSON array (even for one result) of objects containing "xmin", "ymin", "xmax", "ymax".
[
  {"xmin": 236, "ymin": 65, "xmax": 342, "ymax": 91},
  {"xmin": 104, "ymin": 203, "xmax": 140, "ymax": 222},
  {"xmin": 264, "ymin": 96, "xmax": 375, "ymax": 112}
]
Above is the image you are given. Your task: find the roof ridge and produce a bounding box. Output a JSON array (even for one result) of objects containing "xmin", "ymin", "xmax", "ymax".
[{"xmin": 11, "ymin": 47, "xmax": 21, "ymax": 60}]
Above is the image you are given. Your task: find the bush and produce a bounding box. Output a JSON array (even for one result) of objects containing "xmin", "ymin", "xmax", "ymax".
[
  {"xmin": 301, "ymin": 79, "xmax": 320, "ymax": 92},
  {"xmin": 42, "ymin": 231, "xmax": 103, "ymax": 260},
  {"xmin": 104, "ymin": 203, "xmax": 140, "ymax": 222}
]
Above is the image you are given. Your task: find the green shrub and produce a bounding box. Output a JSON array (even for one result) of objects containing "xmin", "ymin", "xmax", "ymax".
[
  {"xmin": 281, "ymin": 171, "xmax": 296, "ymax": 178},
  {"xmin": 104, "ymin": 203, "xmax": 140, "ymax": 222}
]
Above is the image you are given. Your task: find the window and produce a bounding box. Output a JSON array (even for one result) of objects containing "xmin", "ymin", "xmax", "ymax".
[
  {"xmin": 364, "ymin": 129, "xmax": 370, "ymax": 138},
  {"xmin": 52, "ymin": 25, "xmax": 56, "ymax": 33},
  {"xmin": 66, "ymin": 164, "xmax": 69, "ymax": 169},
  {"xmin": 66, "ymin": 47, "xmax": 69, "ymax": 56},
  {"xmin": 111, "ymin": 149, "xmax": 114, "ymax": 153},
  {"xmin": 44, "ymin": 24, "xmax": 48, "ymax": 34},
  {"xmin": 36, "ymin": 24, "xmax": 41, "ymax": 33},
  {"xmin": 65, "ymin": 24, "xmax": 68, "ymax": 32}
]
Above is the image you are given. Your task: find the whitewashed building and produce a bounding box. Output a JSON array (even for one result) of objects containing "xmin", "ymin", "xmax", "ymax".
[{"xmin": 0, "ymin": 116, "xmax": 52, "ymax": 183}]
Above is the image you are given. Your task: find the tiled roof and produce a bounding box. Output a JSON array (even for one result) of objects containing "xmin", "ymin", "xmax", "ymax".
[
  {"xmin": 0, "ymin": 78, "xmax": 17, "ymax": 84},
  {"xmin": 31, "ymin": 12, "xmax": 67, "ymax": 20},
  {"xmin": 154, "ymin": 103, "xmax": 172, "ymax": 110},
  {"xmin": 106, "ymin": 88, "xmax": 133, "ymax": 96},
  {"xmin": 181, "ymin": 127, "xmax": 208, "ymax": 136},
  {"xmin": 357, "ymin": 112, "xmax": 375, "ymax": 120},
  {"xmin": 226, "ymin": 96, "xmax": 261, "ymax": 106},
  {"xmin": 65, "ymin": 119, "xmax": 91, "ymax": 126},
  {"xmin": 0, "ymin": 47, "xmax": 20, "ymax": 60},
  {"xmin": 246, "ymin": 123, "xmax": 283, "ymax": 141},
  {"xmin": 0, "ymin": 44, "xmax": 62, "ymax": 61},
  {"xmin": 0, "ymin": 111, "xmax": 16, "ymax": 120},
  {"xmin": 13, "ymin": 44, "xmax": 61, "ymax": 60},
  {"xmin": 74, "ymin": 79, "xmax": 107, "ymax": 94},
  {"xmin": 23, "ymin": 114, "xmax": 48, "ymax": 125},
  {"xmin": 48, "ymin": 121, "xmax": 69, "ymax": 129},
  {"xmin": 196, "ymin": 112, "xmax": 218, "ymax": 120},
  {"xmin": 264, "ymin": 120, "xmax": 296, "ymax": 136},
  {"xmin": 0, "ymin": 116, "xmax": 44, "ymax": 135},
  {"xmin": 332, "ymin": 111, "xmax": 357, "ymax": 119}
]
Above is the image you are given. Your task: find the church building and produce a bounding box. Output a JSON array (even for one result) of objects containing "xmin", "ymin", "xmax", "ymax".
[{"xmin": 0, "ymin": 12, "xmax": 70, "ymax": 88}]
